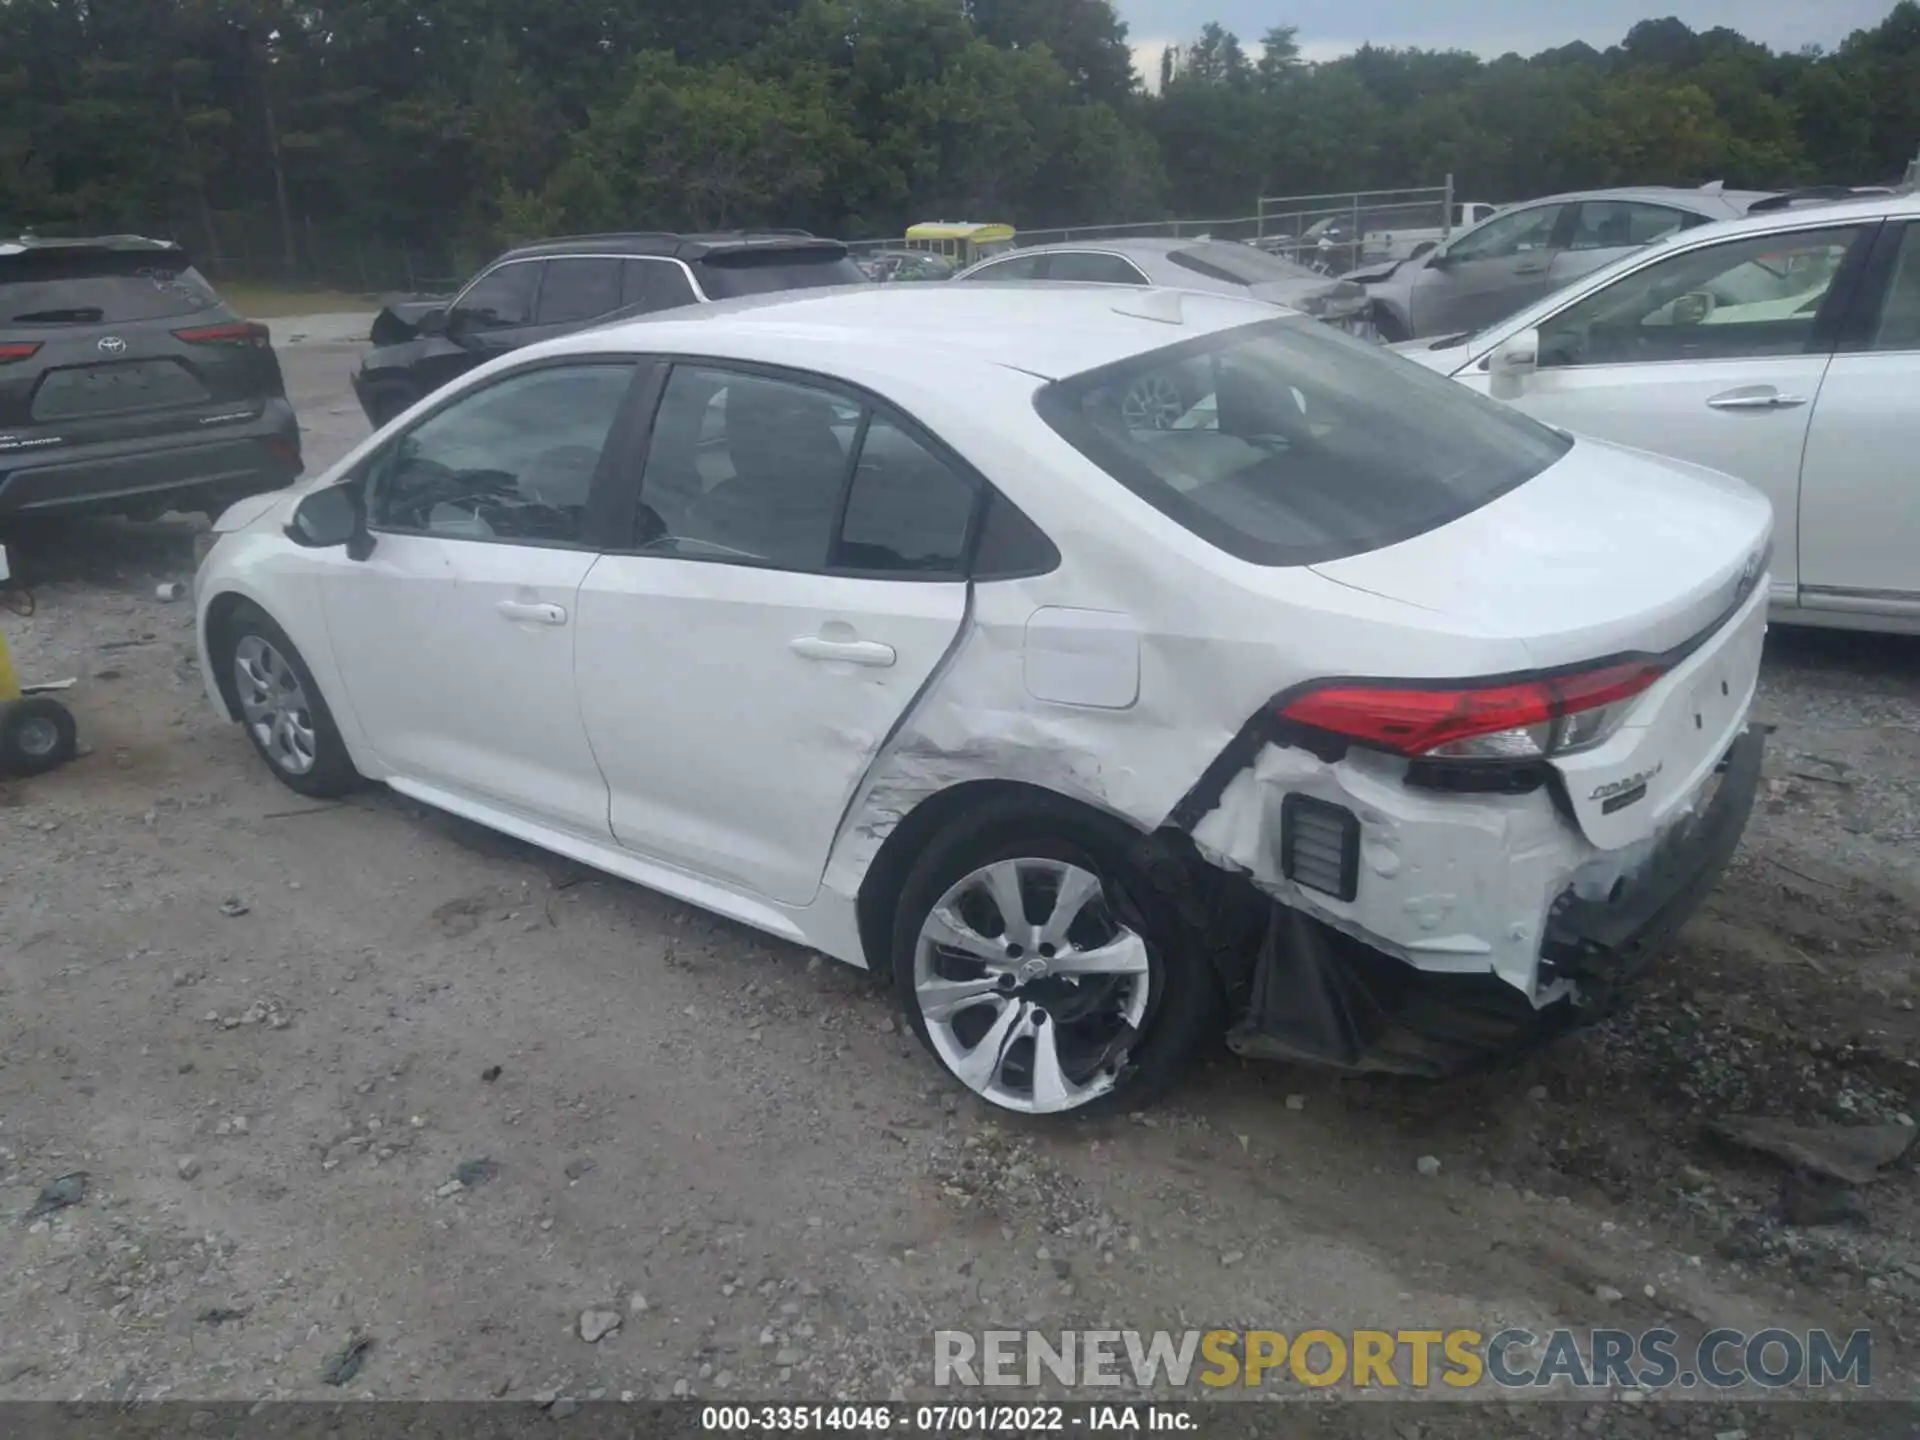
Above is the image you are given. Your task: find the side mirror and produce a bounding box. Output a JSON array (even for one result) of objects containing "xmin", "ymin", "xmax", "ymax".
[
  {"xmin": 1409, "ymin": 239, "xmax": 1438, "ymax": 260},
  {"xmin": 285, "ymin": 484, "xmax": 371, "ymax": 557},
  {"xmin": 1487, "ymin": 327, "xmax": 1539, "ymax": 400},
  {"xmin": 415, "ymin": 308, "xmax": 449, "ymax": 337}
]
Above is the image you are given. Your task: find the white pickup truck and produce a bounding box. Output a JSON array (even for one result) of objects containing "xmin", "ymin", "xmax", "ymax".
[{"xmin": 1362, "ymin": 202, "xmax": 1500, "ymax": 262}]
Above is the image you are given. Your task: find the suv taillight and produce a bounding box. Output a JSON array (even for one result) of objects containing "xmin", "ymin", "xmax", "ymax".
[
  {"xmin": 173, "ymin": 321, "xmax": 271, "ymax": 348},
  {"xmin": 1278, "ymin": 661, "xmax": 1666, "ymax": 761},
  {"xmin": 0, "ymin": 342, "xmax": 43, "ymax": 363}
]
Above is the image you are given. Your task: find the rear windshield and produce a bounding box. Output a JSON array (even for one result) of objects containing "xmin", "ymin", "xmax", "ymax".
[
  {"xmin": 694, "ymin": 250, "xmax": 869, "ymax": 298},
  {"xmin": 0, "ymin": 252, "xmax": 222, "ymax": 325},
  {"xmin": 1035, "ymin": 315, "xmax": 1573, "ymax": 567},
  {"xmin": 1165, "ymin": 243, "xmax": 1320, "ymax": 288}
]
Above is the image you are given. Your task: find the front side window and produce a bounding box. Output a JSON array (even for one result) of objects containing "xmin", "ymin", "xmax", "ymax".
[
  {"xmin": 452, "ymin": 262, "xmax": 537, "ymax": 330},
  {"xmin": 367, "ymin": 363, "xmax": 635, "ymax": 543},
  {"xmin": 1035, "ymin": 315, "xmax": 1572, "ymax": 567},
  {"xmin": 1045, "ymin": 252, "xmax": 1149, "ymax": 285},
  {"xmin": 536, "ymin": 258, "xmax": 623, "ymax": 324},
  {"xmin": 632, "ymin": 366, "xmax": 982, "ymax": 575},
  {"xmin": 1537, "ymin": 225, "xmax": 1863, "ymax": 368},
  {"xmin": 1871, "ymin": 223, "xmax": 1920, "ymax": 352},
  {"xmin": 1446, "ymin": 204, "xmax": 1565, "ymax": 262}
]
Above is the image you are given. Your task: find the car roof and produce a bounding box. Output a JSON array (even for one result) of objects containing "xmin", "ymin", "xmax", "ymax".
[
  {"xmin": 496, "ymin": 232, "xmax": 846, "ymax": 264},
  {"xmin": 1506, "ymin": 184, "xmax": 1765, "ymax": 215},
  {"xmin": 994, "ymin": 236, "xmax": 1196, "ymax": 258},
  {"xmin": 0, "ymin": 233, "xmax": 186, "ymax": 259},
  {"xmin": 565, "ymin": 281, "xmax": 1284, "ymax": 381}
]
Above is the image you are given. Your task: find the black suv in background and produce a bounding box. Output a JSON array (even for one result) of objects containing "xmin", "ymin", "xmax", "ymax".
[
  {"xmin": 0, "ymin": 236, "xmax": 301, "ymax": 524},
  {"xmin": 351, "ymin": 231, "xmax": 869, "ymax": 426}
]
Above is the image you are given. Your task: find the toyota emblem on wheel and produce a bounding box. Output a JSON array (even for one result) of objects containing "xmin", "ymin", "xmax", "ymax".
[{"xmin": 97, "ymin": 335, "xmax": 127, "ymax": 354}]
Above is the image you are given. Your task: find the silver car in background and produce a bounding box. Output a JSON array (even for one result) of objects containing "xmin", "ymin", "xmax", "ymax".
[
  {"xmin": 952, "ymin": 237, "xmax": 1376, "ymax": 336},
  {"xmin": 1350, "ymin": 184, "xmax": 1774, "ymax": 341}
]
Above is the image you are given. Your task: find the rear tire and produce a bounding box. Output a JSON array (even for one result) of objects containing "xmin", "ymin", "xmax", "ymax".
[
  {"xmin": 0, "ymin": 696, "xmax": 78, "ymax": 776},
  {"xmin": 217, "ymin": 601, "xmax": 360, "ymax": 798},
  {"xmin": 890, "ymin": 795, "xmax": 1217, "ymax": 1118}
]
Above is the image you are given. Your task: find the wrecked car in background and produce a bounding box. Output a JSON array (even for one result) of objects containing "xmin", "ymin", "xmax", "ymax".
[
  {"xmin": 351, "ymin": 231, "xmax": 869, "ymax": 426},
  {"xmin": 192, "ymin": 283, "xmax": 1769, "ymax": 1118}
]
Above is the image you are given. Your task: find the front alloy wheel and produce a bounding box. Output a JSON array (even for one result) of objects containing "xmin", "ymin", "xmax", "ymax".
[
  {"xmin": 234, "ymin": 633, "xmax": 318, "ymax": 776},
  {"xmin": 912, "ymin": 856, "xmax": 1154, "ymax": 1114}
]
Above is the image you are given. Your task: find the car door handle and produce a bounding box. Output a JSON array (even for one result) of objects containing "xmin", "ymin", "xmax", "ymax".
[
  {"xmin": 1513, "ymin": 262, "xmax": 1548, "ymax": 275},
  {"xmin": 496, "ymin": 600, "xmax": 567, "ymax": 625},
  {"xmin": 1706, "ymin": 389, "xmax": 1808, "ymax": 411},
  {"xmin": 790, "ymin": 636, "xmax": 896, "ymax": 667}
]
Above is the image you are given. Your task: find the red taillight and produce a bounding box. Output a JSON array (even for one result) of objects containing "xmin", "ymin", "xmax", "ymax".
[
  {"xmin": 1278, "ymin": 661, "xmax": 1666, "ymax": 759},
  {"xmin": 172, "ymin": 321, "xmax": 270, "ymax": 347},
  {"xmin": 0, "ymin": 341, "xmax": 42, "ymax": 363}
]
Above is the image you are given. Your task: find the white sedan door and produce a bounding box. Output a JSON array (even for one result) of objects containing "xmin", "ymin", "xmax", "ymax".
[
  {"xmin": 1796, "ymin": 220, "xmax": 1920, "ymax": 611},
  {"xmin": 1458, "ymin": 223, "xmax": 1872, "ymax": 601},
  {"xmin": 574, "ymin": 364, "xmax": 978, "ymax": 905},
  {"xmin": 319, "ymin": 362, "xmax": 640, "ymax": 838}
]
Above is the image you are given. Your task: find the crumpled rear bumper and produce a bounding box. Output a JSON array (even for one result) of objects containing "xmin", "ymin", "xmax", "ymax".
[
  {"xmin": 1164, "ymin": 725, "xmax": 1765, "ymax": 1077},
  {"xmin": 1539, "ymin": 724, "xmax": 1765, "ymax": 998}
]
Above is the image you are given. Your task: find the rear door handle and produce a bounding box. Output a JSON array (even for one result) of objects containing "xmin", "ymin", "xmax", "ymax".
[
  {"xmin": 1513, "ymin": 262, "xmax": 1548, "ymax": 275},
  {"xmin": 496, "ymin": 600, "xmax": 568, "ymax": 625},
  {"xmin": 1707, "ymin": 388, "xmax": 1808, "ymax": 411},
  {"xmin": 790, "ymin": 636, "xmax": 896, "ymax": 667}
]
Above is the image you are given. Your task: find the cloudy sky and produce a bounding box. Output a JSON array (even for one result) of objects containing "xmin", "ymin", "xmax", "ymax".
[{"xmin": 1125, "ymin": 0, "xmax": 1899, "ymax": 81}]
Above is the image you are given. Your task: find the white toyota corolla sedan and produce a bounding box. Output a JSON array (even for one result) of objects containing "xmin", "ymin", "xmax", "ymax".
[{"xmin": 193, "ymin": 283, "xmax": 1772, "ymax": 1117}]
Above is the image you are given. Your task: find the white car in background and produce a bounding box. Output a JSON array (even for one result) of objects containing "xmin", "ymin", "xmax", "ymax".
[
  {"xmin": 1394, "ymin": 190, "xmax": 1920, "ymax": 634},
  {"xmin": 192, "ymin": 284, "xmax": 1769, "ymax": 1118}
]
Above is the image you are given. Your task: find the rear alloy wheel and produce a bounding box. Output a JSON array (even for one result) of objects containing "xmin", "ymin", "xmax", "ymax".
[{"xmin": 892, "ymin": 801, "xmax": 1215, "ymax": 1117}]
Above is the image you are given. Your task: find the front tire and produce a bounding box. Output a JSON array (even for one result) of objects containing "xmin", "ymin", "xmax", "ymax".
[
  {"xmin": 219, "ymin": 602, "xmax": 359, "ymax": 798},
  {"xmin": 890, "ymin": 796, "xmax": 1216, "ymax": 1118}
]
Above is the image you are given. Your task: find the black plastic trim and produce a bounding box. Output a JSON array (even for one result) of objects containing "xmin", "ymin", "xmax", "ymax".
[{"xmin": 1279, "ymin": 794, "xmax": 1360, "ymax": 902}]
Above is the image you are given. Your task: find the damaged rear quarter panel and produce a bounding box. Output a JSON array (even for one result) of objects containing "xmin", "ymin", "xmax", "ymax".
[{"xmin": 1187, "ymin": 743, "xmax": 1589, "ymax": 997}]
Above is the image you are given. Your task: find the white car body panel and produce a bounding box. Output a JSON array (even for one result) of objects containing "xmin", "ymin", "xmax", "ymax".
[
  {"xmin": 196, "ymin": 284, "xmax": 1770, "ymax": 1009},
  {"xmin": 1795, "ymin": 350, "xmax": 1920, "ymax": 616}
]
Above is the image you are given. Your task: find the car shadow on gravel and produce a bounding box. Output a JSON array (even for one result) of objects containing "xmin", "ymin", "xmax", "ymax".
[{"xmin": 1, "ymin": 514, "xmax": 206, "ymax": 588}]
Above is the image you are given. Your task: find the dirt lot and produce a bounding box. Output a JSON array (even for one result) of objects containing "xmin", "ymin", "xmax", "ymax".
[{"xmin": 2, "ymin": 327, "xmax": 1918, "ymax": 1432}]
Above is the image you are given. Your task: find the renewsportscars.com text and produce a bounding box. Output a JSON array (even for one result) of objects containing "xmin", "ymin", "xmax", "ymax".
[{"xmin": 934, "ymin": 1327, "xmax": 1873, "ymax": 1392}]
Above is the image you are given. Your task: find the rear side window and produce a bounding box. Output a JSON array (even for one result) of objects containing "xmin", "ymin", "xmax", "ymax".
[
  {"xmin": 694, "ymin": 250, "xmax": 867, "ymax": 298},
  {"xmin": 536, "ymin": 258, "xmax": 623, "ymax": 324},
  {"xmin": 1045, "ymin": 252, "xmax": 1147, "ymax": 285},
  {"xmin": 1, "ymin": 252, "xmax": 222, "ymax": 325},
  {"xmin": 1035, "ymin": 315, "xmax": 1573, "ymax": 567},
  {"xmin": 1167, "ymin": 243, "xmax": 1316, "ymax": 287}
]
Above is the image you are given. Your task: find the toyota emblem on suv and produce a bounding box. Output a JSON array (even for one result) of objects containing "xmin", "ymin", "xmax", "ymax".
[{"xmin": 97, "ymin": 335, "xmax": 128, "ymax": 354}]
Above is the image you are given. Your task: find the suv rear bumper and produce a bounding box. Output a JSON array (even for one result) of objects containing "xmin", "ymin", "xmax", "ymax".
[{"xmin": 0, "ymin": 399, "xmax": 302, "ymax": 521}]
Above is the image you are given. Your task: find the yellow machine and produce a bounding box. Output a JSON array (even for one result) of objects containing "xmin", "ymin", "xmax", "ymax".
[
  {"xmin": 902, "ymin": 221, "xmax": 1016, "ymax": 268},
  {"xmin": 0, "ymin": 543, "xmax": 79, "ymax": 776}
]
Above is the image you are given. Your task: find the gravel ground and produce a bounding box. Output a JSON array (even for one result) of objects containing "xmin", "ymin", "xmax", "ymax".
[{"xmin": 1, "ymin": 326, "xmax": 1916, "ymax": 1433}]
